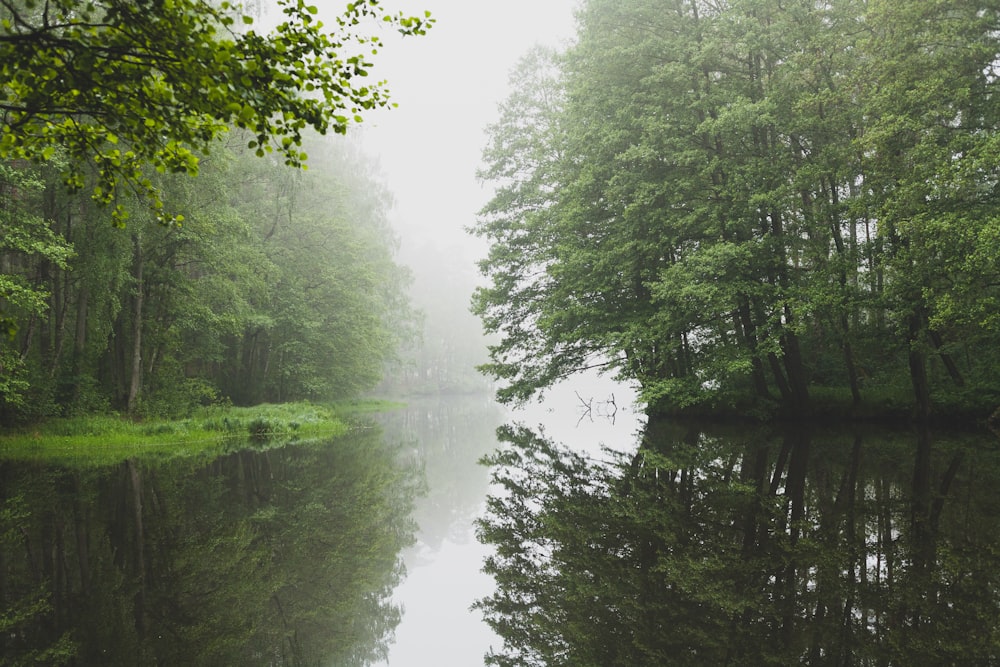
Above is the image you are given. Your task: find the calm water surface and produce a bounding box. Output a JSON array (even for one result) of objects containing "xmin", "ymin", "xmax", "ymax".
[
  {"xmin": 3, "ymin": 388, "xmax": 998, "ymax": 666},
  {"xmin": 0, "ymin": 423, "xmax": 418, "ymax": 665},
  {"xmin": 477, "ymin": 417, "xmax": 1000, "ymax": 666},
  {"xmin": 374, "ymin": 384, "xmax": 641, "ymax": 666}
]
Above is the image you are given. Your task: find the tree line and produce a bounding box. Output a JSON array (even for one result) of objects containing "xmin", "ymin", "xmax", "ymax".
[
  {"xmin": 473, "ymin": 0, "xmax": 1000, "ymax": 420},
  {"xmin": 0, "ymin": 134, "xmax": 413, "ymax": 421},
  {"xmin": 0, "ymin": 0, "xmax": 432, "ymax": 422}
]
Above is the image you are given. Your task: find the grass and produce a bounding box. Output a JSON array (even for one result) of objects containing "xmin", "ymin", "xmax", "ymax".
[{"xmin": 0, "ymin": 399, "xmax": 407, "ymax": 466}]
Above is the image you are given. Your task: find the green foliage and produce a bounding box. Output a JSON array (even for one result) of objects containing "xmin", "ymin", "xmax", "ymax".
[
  {"xmin": 0, "ymin": 163, "xmax": 75, "ymax": 410},
  {"xmin": 0, "ymin": 125, "xmax": 415, "ymax": 421},
  {"xmin": 214, "ymin": 135, "xmax": 414, "ymax": 405},
  {"xmin": 0, "ymin": 0, "xmax": 433, "ymax": 222},
  {"xmin": 246, "ymin": 416, "xmax": 276, "ymax": 440},
  {"xmin": 473, "ymin": 0, "xmax": 1000, "ymax": 419},
  {"xmin": 0, "ymin": 402, "xmax": 350, "ymax": 465}
]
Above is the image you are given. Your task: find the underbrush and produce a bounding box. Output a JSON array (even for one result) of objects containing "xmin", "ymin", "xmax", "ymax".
[
  {"xmin": 663, "ymin": 383, "xmax": 996, "ymax": 428},
  {"xmin": 0, "ymin": 400, "xmax": 402, "ymax": 465}
]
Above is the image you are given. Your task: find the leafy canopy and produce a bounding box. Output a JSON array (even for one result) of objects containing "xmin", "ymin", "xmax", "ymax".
[{"xmin": 0, "ymin": 0, "xmax": 432, "ymax": 223}]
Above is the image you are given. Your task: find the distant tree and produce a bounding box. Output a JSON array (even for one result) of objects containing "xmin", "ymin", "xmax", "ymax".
[
  {"xmin": 0, "ymin": 0, "xmax": 432, "ymax": 222},
  {"xmin": 0, "ymin": 130, "xmax": 414, "ymax": 419}
]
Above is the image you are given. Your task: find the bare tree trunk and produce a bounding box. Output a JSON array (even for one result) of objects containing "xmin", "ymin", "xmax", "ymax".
[
  {"xmin": 71, "ymin": 285, "xmax": 89, "ymax": 406},
  {"xmin": 48, "ymin": 268, "xmax": 70, "ymax": 378},
  {"xmin": 737, "ymin": 299, "xmax": 772, "ymax": 399}
]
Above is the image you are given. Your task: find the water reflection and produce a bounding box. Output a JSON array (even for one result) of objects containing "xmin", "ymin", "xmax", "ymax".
[
  {"xmin": 374, "ymin": 396, "xmax": 504, "ymax": 667},
  {"xmin": 377, "ymin": 396, "xmax": 501, "ymax": 555},
  {"xmin": 0, "ymin": 428, "xmax": 419, "ymax": 666},
  {"xmin": 478, "ymin": 419, "xmax": 1000, "ymax": 666}
]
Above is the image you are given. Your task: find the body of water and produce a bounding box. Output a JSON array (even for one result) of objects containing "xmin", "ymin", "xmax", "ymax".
[{"xmin": 3, "ymin": 386, "xmax": 998, "ymax": 665}]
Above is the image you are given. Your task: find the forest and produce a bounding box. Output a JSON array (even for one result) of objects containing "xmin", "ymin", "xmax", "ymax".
[
  {"xmin": 1, "ymin": 134, "xmax": 418, "ymax": 422},
  {"xmin": 473, "ymin": 0, "xmax": 1000, "ymax": 422},
  {"xmin": 0, "ymin": 0, "xmax": 433, "ymax": 424}
]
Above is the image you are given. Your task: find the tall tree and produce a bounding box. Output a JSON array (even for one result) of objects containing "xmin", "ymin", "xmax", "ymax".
[
  {"xmin": 855, "ymin": 0, "xmax": 1000, "ymax": 417},
  {"xmin": 0, "ymin": 162, "xmax": 73, "ymax": 413},
  {"xmin": 0, "ymin": 0, "xmax": 432, "ymax": 221},
  {"xmin": 474, "ymin": 0, "xmax": 1000, "ymax": 419},
  {"xmin": 472, "ymin": 46, "xmax": 576, "ymax": 403}
]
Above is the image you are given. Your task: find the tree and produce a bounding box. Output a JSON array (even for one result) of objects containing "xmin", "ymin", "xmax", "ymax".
[
  {"xmin": 472, "ymin": 46, "xmax": 577, "ymax": 404},
  {"xmin": 0, "ymin": 128, "xmax": 415, "ymax": 419},
  {"xmin": 0, "ymin": 162, "xmax": 73, "ymax": 412},
  {"xmin": 0, "ymin": 0, "xmax": 432, "ymax": 222},
  {"xmin": 474, "ymin": 0, "xmax": 1000, "ymax": 419},
  {"xmin": 217, "ymin": 134, "xmax": 413, "ymax": 405},
  {"xmin": 853, "ymin": 0, "xmax": 1000, "ymax": 417}
]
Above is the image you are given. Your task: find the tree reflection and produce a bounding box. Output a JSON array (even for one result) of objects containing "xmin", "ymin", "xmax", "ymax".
[
  {"xmin": 477, "ymin": 421, "xmax": 1000, "ymax": 666},
  {"xmin": 0, "ymin": 428, "xmax": 419, "ymax": 666}
]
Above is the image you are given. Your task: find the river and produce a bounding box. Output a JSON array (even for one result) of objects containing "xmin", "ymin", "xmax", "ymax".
[
  {"xmin": 2, "ymin": 385, "xmax": 998, "ymax": 665},
  {"xmin": 374, "ymin": 379, "xmax": 642, "ymax": 667}
]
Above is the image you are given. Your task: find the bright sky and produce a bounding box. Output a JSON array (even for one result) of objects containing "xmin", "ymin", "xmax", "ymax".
[{"xmin": 360, "ymin": 0, "xmax": 579, "ymax": 254}]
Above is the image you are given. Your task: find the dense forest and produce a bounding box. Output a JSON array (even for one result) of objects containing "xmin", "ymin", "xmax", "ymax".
[
  {"xmin": 473, "ymin": 0, "xmax": 1000, "ymax": 422},
  {"xmin": 0, "ymin": 0, "xmax": 433, "ymax": 424},
  {"xmin": 0, "ymin": 134, "xmax": 413, "ymax": 422}
]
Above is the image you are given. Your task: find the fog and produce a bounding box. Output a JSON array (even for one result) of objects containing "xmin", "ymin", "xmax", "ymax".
[
  {"xmin": 361, "ymin": 0, "xmax": 578, "ymax": 246},
  {"xmin": 349, "ymin": 4, "xmax": 633, "ymax": 665},
  {"xmin": 361, "ymin": 1, "xmax": 579, "ymax": 380}
]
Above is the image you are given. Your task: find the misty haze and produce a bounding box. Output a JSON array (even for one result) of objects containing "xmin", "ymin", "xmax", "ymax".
[{"xmin": 3, "ymin": 0, "xmax": 1000, "ymax": 665}]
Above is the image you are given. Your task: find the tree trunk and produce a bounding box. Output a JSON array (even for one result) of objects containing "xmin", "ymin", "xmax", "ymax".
[
  {"xmin": 70, "ymin": 285, "xmax": 89, "ymax": 403},
  {"xmin": 927, "ymin": 329, "xmax": 965, "ymax": 388},
  {"xmin": 47, "ymin": 257, "xmax": 68, "ymax": 378},
  {"xmin": 907, "ymin": 312, "xmax": 931, "ymax": 420},
  {"xmin": 38, "ymin": 259, "xmax": 52, "ymax": 368},
  {"xmin": 768, "ymin": 351, "xmax": 794, "ymax": 405},
  {"xmin": 737, "ymin": 298, "xmax": 772, "ymax": 399},
  {"xmin": 127, "ymin": 234, "xmax": 144, "ymax": 414},
  {"xmin": 781, "ymin": 322, "xmax": 810, "ymax": 412}
]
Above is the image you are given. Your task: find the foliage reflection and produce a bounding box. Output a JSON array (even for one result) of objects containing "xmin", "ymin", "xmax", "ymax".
[
  {"xmin": 0, "ymin": 428, "xmax": 419, "ymax": 666},
  {"xmin": 478, "ymin": 421, "xmax": 1000, "ymax": 666}
]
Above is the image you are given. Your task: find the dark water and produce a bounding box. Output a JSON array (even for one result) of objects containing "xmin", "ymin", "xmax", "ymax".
[
  {"xmin": 478, "ymin": 418, "xmax": 1000, "ymax": 666},
  {"xmin": 0, "ymin": 427, "xmax": 420, "ymax": 666},
  {"xmin": 5, "ymin": 400, "xmax": 997, "ymax": 666}
]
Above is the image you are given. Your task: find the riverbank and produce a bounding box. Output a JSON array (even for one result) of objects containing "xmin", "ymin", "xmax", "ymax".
[
  {"xmin": 0, "ymin": 399, "xmax": 406, "ymax": 465},
  {"xmin": 652, "ymin": 384, "xmax": 999, "ymax": 431}
]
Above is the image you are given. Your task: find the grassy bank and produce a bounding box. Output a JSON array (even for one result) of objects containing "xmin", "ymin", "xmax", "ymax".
[{"xmin": 0, "ymin": 399, "xmax": 406, "ymax": 465}]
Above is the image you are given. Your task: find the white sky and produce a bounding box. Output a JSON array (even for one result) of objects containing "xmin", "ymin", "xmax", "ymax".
[{"xmin": 359, "ymin": 0, "xmax": 579, "ymax": 255}]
